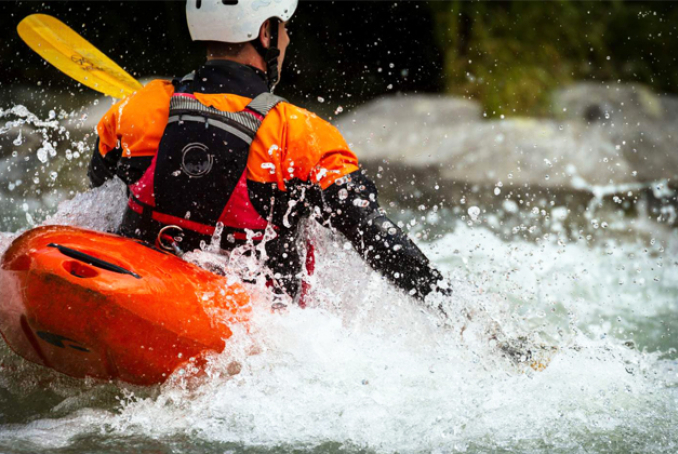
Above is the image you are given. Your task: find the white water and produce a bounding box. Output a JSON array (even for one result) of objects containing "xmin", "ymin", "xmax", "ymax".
[
  {"xmin": 0, "ymin": 107, "xmax": 677, "ymax": 453},
  {"xmin": 0, "ymin": 179, "xmax": 676, "ymax": 453}
]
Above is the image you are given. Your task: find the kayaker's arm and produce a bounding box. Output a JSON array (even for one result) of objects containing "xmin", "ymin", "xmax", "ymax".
[
  {"xmin": 88, "ymin": 138, "xmax": 120, "ymax": 188},
  {"xmin": 88, "ymin": 138, "xmax": 154, "ymax": 188},
  {"xmin": 90, "ymin": 85, "xmax": 162, "ymax": 188},
  {"xmin": 321, "ymin": 170, "xmax": 449, "ymax": 300}
]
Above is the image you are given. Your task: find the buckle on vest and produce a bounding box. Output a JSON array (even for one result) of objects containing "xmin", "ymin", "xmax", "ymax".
[{"xmin": 157, "ymin": 225, "xmax": 185, "ymax": 256}]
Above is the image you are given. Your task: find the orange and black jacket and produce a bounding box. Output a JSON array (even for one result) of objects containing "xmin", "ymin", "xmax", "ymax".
[{"xmin": 89, "ymin": 60, "xmax": 444, "ymax": 299}]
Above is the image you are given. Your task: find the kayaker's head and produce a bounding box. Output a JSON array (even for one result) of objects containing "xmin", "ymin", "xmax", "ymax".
[{"xmin": 186, "ymin": 0, "xmax": 298, "ymax": 91}]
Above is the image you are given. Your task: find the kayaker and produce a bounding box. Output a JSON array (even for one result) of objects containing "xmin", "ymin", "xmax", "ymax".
[{"xmin": 88, "ymin": 0, "xmax": 451, "ymax": 302}]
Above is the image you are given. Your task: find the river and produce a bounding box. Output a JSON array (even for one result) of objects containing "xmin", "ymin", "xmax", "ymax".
[{"xmin": 0, "ymin": 105, "xmax": 676, "ymax": 453}]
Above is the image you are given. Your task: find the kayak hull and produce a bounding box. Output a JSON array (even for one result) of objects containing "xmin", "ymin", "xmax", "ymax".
[{"xmin": 0, "ymin": 226, "xmax": 251, "ymax": 385}]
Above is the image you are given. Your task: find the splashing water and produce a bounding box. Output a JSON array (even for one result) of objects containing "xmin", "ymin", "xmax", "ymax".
[
  {"xmin": 0, "ymin": 105, "xmax": 94, "ymax": 232},
  {"xmin": 0, "ymin": 182, "xmax": 675, "ymax": 453},
  {"xmin": 0, "ymin": 109, "xmax": 677, "ymax": 453}
]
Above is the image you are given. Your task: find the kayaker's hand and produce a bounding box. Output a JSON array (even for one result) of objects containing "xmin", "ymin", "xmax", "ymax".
[
  {"xmin": 432, "ymin": 279, "xmax": 453, "ymax": 297},
  {"xmin": 422, "ymin": 279, "xmax": 457, "ymax": 320}
]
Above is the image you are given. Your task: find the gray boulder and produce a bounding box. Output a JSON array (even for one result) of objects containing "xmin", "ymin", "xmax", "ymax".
[
  {"xmin": 552, "ymin": 82, "xmax": 663, "ymax": 123},
  {"xmin": 338, "ymin": 93, "xmax": 482, "ymax": 168},
  {"xmin": 335, "ymin": 94, "xmax": 639, "ymax": 191},
  {"xmin": 553, "ymin": 82, "xmax": 678, "ymax": 182}
]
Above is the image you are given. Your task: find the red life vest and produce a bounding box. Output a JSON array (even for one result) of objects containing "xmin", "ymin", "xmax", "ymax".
[{"xmin": 120, "ymin": 91, "xmax": 285, "ymax": 249}]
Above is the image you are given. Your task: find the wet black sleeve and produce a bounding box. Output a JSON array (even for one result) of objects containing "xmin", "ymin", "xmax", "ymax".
[
  {"xmin": 322, "ymin": 170, "xmax": 446, "ymax": 300},
  {"xmin": 88, "ymin": 139, "xmax": 120, "ymax": 188},
  {"xmin": 88, "ymin": 138, "xmax": 154, "ymax": 188}
]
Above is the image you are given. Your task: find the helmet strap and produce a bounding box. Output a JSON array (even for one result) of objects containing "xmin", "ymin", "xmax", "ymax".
[{"xmin": 251, "ymin": 18, "xmax": 281, "ymax": 92}]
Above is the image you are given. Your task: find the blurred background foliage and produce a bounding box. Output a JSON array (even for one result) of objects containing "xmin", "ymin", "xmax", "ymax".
[
  {"xmin": 431, "ymin": 0, "xmax": 678, "ymax": 117},
  {"xmin": 0, "ymin": 1, "xmax": 676, "ymax": 117},
  {"xmin": 0, "ymin": 1, "xmax": 444, "ymax": 116}
]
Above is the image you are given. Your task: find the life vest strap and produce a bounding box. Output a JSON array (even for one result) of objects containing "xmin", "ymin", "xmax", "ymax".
[
  {"xmin": 126, "ymin": 195, "xmax": 267, "ymax": 244},
  {"xmin": 168, "ymin": 91, "xmax": 285, "ymax": 141},
  {"xmin": 166, "ymin": 114, "xmax": 255, "ymax": 145},
  {"xmin": 246, "ymin": 92, "xmax": 287, "ymax": 118}
]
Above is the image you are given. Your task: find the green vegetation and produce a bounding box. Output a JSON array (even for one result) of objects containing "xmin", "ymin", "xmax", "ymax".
[
  {"xmin": 430, "ymin": 1, "xmax": 678, "ymax": 117},
  {"xmin": 2, "ymin": 1, "xmax": 677, "ymax": 119}
]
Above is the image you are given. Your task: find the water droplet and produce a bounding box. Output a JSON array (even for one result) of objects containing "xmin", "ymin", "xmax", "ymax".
[
  {"xmin": 267, "ymin": 145, "xmax": 279, "ymax": 156},
  {"xmin": 12, "ymin": 131, "xmax": 23, "ymax": 146},
  {"xmin": 37, "ymin": 149, "xmax": 48, "ymax": 163},
  {"xmin": 467, "ymin": 206, "xmax": 481, "ymax": 221},
  {"xmin": 260, "ymin": 162, "xmax": 276, "ymax": 174},
  {"xmin": 353, "ymin": 198, "xmax": 369, "ymax": 208}
]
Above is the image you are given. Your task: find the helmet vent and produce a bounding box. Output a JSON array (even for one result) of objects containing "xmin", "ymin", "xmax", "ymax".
[
  {"xmin": 222, "ymin": 0, "xmax": 239, "ymax": 4},
  {"xmin": 196, "ymin": 0, "xmax": 201, "ymax": 9}
]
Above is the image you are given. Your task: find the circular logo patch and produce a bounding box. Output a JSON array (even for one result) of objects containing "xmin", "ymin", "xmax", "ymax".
[{"xmin": 181, "ymin": 142, "xmax": 213, "ymax": 177}]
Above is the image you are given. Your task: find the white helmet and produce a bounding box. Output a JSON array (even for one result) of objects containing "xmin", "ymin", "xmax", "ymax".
[{"xmin": 186, "ymin": 0, "xmax": 298, "ymax": 43}]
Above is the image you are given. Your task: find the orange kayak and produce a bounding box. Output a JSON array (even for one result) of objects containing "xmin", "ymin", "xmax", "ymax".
[{"xmin": 0, "ymin": 226, "xmax": 251, "ymax": 385}]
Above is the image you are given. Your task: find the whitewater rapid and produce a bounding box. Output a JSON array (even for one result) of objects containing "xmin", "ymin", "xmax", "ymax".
[
  {"xmin": 0, "ymin": 179, "xmax": 676, "ymax": 453},
  {"xmin": 0, "ymin": 104, "xmax": 677, "ymax": 453}
]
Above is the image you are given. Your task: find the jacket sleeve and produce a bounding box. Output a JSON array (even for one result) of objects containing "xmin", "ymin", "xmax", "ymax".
[
  {"xmin": 87, "ymin": 141, "xmax": 153, "ymax": 188},
  {"xmin": 268, "ymin": 104, "xmax": 447, "ymax": 299},
  {"xmin": 89, "ymin": 93, "xmax": 127, "ymax": 188},
  {"xmin": 321, "ymin": 170, "xmax": 446, "ymax": 300},
  {"xmin": 88, "ymin": 132, "xmax": 153, "ymax": 188},
  {"xmin": 89, "ymin": 80, "xmax": 173, "ymax": 188},
  {"xmin": 88, "ymin": 138, "xmax": 121, "ymax": 188}
]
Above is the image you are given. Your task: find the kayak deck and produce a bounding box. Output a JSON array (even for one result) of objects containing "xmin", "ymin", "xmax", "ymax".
[{"xmin": 0, "ymin": 226, "xmax": 251, "ymax": 385}]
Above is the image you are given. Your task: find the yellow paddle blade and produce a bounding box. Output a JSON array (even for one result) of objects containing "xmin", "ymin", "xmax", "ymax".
[{"xmin": 17, "ymin": 14, "xmax": 143, "ymax": 98}]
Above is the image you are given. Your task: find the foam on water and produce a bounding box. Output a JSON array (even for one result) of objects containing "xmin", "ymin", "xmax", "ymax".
[
  {"xmin": 0, "ymin": 107, "xmax": 677, "ymax": 453},
  {"xmin": 0, "ymin": 182, "xmax": 676, "ymax": 453}
]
